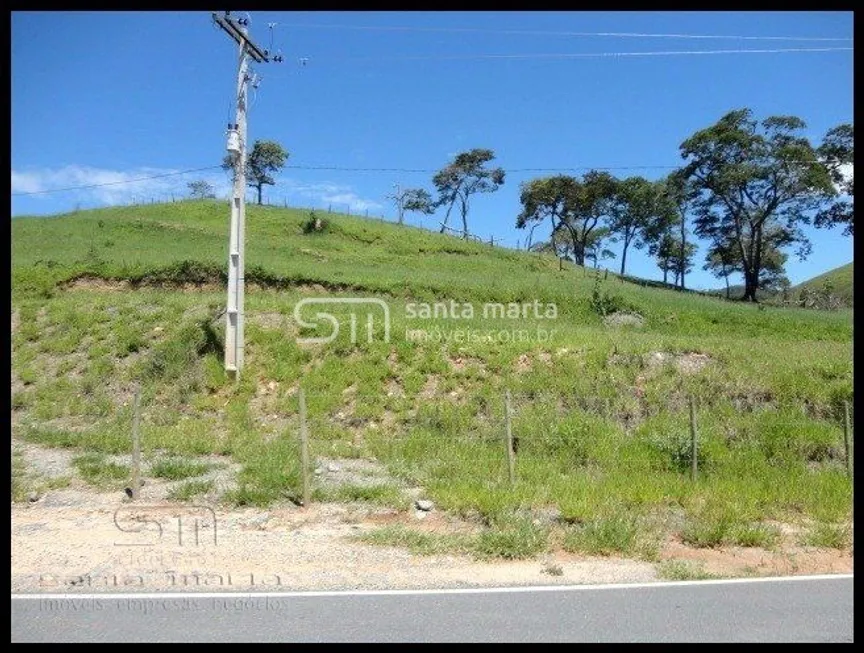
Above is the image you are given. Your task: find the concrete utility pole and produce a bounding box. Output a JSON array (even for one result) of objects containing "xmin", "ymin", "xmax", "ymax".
[{"xmin": 212, "ymin": 11, "xmax": 279, "ymax": 378}]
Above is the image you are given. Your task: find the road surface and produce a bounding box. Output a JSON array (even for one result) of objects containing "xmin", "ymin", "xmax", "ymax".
[{"xmin": 10, "ymin": 575, "xmax": 853, "ymax": 642}]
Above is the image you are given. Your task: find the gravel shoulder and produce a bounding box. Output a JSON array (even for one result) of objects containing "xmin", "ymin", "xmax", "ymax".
[{"xmin": 11, "ymin": 494, "xmax": 657, "ymax": 593}]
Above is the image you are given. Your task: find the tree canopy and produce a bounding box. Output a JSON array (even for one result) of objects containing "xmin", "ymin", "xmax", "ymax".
[
  {"xmin": 222, "ymin": 139, "xmax": 289, "ymax": 206},
  {"xmin": 433, "ymin": 148, "xmax": 505, "ymax": 238},
  {"xmin": 680, "ymin": 108, "xmax": 834, "ymax": 302}
]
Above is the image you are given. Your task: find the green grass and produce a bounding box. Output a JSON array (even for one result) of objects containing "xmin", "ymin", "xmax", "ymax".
[
  {"xmin": 358, "ymin": 525, "xmax": 465, "ymax": 556},
  {"xmin": 357, "ymin": 520, "xmax": 548, "ymax": 560},
  {"xmin": 656, "ymin": 560, "xmax": 720, "ymax": 581},
  {"xmin": 313, "ymin": 483, "xmax": 404, "ymax": 506},
  {"xmin": 10, "ymin": 201, "xmax": 854, "ymax": 560},
  {"xmin": 563, "ymin": 515, "xmax": 658, "ymax": 560},
  {"xmin": 150, "ymin": 456, "xmax": 211, "ymax": 481},
  {"xmin": 72, "ymin": 453, "xmax": 130, "ymax": 489},
  {"xmin": 800, "ymin": 522, "xmax": 852, "ymax": 549},
  {"xmin": 729, "ymin": 523, "xmax": 781, "ymax": 549},
  {"xmin": 168, "ymin": 479, "xmax": 215, "ymax": 501}
]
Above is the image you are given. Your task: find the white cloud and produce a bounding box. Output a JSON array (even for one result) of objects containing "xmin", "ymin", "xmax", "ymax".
[
  {"xmin": 11, "ymin": 165, "xmax": 383, "ymax": 215},
  {"xmin": 11, "ymin": 165, "xmax": 232, "ymax": 206},
  {"xmin": 836, "ymin": 163, "xmax": 853, "ymax": 196},
  {"xmin": 278, "ymin": 179, "xmax": 383, "ymax": 213}
]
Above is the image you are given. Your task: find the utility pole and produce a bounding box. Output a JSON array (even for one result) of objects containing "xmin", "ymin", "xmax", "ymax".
[{"xmin": 212, "ymin": 11, "xmax": 281, "ymax": 379}]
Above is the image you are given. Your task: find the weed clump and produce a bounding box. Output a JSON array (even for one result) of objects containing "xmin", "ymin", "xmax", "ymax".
[{"xmin": 302, "ymin": 211, "xmax": 329, "ymax": 234}]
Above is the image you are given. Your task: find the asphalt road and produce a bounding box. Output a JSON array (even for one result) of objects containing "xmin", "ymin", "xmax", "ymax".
[{"xmin": 10, "ymin": 576, "xmax": 853, "ymax": 643}]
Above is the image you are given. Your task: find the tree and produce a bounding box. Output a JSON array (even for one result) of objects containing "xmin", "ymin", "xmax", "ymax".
[
  {"xmin": 651, "ymin": 232, "xmax": 679, "ymax": 285},
  {"xmin": 680, "ymin": 108, "xmax": 834, "ymax": 302},
  {"xmin": 517, "ymin": 171, "xmax": 618, "ymax": 267},
  {"xmin": 814, "ymin": 123, "xmax": 854, "ymax": 236},
  {"xmin": 433, "ymin": 149, "xmax": 505, "ymax": 238},
  {"xmin": 704, "ymin": 239, "xmax": 737, "ymax": 299},
  {"xmin": 607, "ymin": 176, "xmax": 665, "ymax": 276},
  {"xmin": 662, "ymin": 169, "xmax": 699, "ymax": 290},
  {"xmin": 389, "ymin": 186, "xmax": 434, "ymax": 225},
  {"xmin": 704, "ymin": 228, "xmax": 788, "ymax": 300},
  {"xmin": 584, "ymin": 227, "xmax": 616, "ymax": 269},
  {"xmin": 187, "ymin": 180, "xmax": 215, "ymax": 200},
  {"xmin": 517, "ymin": 175, "xmax": 579, "ymax": 255},
  {"xmin": 222, "ymin": 140, "xmax": 289, "ymax": 205},
  {"xmin": 667, "ymin": 238, "xmax": 697, "ymax": 287}
]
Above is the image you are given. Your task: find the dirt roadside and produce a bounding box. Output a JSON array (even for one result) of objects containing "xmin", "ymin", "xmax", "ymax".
[{"xmin": 11, "ymin": 486, "xmax": 852, "ymax": 594}]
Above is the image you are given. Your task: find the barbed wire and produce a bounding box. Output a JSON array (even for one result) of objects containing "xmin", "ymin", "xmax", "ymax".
[{"xmin": 11, "ymin": 166, "xmax": 225, "ymax": 197}]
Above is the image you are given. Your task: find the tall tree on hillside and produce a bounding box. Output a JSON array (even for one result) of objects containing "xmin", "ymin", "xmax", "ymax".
[
  {"xmin": 680, "ymin": 108, "xmax": 834, "ymax": 302},
  {"xmin": 608, "ymin": 176, "xmax": 672, "ymax": 276},
  {"xmin": 517, "ymin": 171, "xmax": 619, "ymax": 266},
  {"xmin": 651, "ymin": 232, "xmax": 679, "ymax": 285},
  {"xmin": 662, "ymin": 168, "xmax": 699, "ymax": 290},
  {"xmin": 433, "ymin": 149, "xmax": 505, "ymax": 238},
  {"xmin": 814, "ymin": 123, "xmax": 854, "ymax": 236},
  {"xmin": 222, "ymin": 139, "xmax": 289, "ymax": 205},
  {"xmin": 388, "ymin": 186, "xmax": 434, "ymax": 225},
  {"xmin": 704, "ymin": 227, "xmax": 789, "ymax": 300},
  {"xmin": 402, "ymin": 188, "xmax": 435, "ymax": 223},
  {"xmin": 517, "ymin": 175, "xmax": 579, "ymax": 251},
  {"xmin": 560, "ymin": 171, "xmax": 620, "ymax": 266}
]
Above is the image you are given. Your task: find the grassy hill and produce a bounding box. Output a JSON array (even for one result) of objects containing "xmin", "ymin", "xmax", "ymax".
[
  {"xmin": 792, "ymin": 262, "xmax": 854, "ymax": 307},
  {"xmin": 11, "ymin": 201, "xmax": 853, "ymax": 559},
  {"xmin": 707, "ymin": 262, "xmax": 854, "ymax": 307}
]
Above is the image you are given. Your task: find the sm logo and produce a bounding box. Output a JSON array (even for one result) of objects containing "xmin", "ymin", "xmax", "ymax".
[
  {"xmin": 293, "ymin": 298, "xmax": 390, "ymax": 345},
  {"xmin": 113, "ymin": 504, "xmax": 217, "ymax": 547}
]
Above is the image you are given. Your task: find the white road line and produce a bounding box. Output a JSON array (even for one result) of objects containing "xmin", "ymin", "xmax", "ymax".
[{"xmin": 10, "ymin": 573, "xmax": 853, "ymax": 601}]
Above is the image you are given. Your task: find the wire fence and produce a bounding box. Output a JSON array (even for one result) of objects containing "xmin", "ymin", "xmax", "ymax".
[{"xmin": 101, "ymin": 384, "xmax": 855, "ymax": 510}]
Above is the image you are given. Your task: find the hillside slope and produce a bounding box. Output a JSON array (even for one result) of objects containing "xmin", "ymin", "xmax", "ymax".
[
  {"xmin": 793, "ymin": 262, "xmax": 854, "ymax": 307},
  {"xmin": 11, "ymin": 201, "xmax": 853, "ymax": 562}
]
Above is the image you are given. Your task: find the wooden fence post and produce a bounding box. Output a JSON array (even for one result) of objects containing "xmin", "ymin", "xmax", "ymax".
[
  {"xmin": 843, "ymin": 400, "xmax": 853, "ymax": 481},
  {"xmin": 689, "ymin": 396, "xmax": 698, "ymax": 482},
  {"xmin": 131, "ymin": 386, "xmax": 142, "ymax": 500},
  {"xmin": 505, "ymin": 390, "xmax": 516, "ymax": 485},
  {"xmin": 299, "ymin": 389, "xmax": 311, "ymax": 506}
]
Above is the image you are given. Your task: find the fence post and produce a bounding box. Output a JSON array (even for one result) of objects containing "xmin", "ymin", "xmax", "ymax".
[
  {"xmin": 505, "ymin": 390, "xmax": 516, "ymax": 485},
  {"xmin": 689, "ymin": 396, "xmax": 698, "ymax": 482},
  {"xmin": 299, "ymin": 389, "xmax": 311, "ymax": 506},
  {"xmin": 843, "ymin": 400, "xmax": 853, "ymax": 481},
  {"xmin": 131, "ymin": 386, "xmax": 142, "ymax": 500}
]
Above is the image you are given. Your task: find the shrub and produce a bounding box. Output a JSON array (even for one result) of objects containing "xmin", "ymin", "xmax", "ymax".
[{"xmin": 302, "ymin": 211, "xmax": 329, "ymax": 234}]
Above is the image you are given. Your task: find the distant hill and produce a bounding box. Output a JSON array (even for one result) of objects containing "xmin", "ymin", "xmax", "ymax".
[
  {"xmin": 705, "ymin": 262, "xmax": 853, "ymax": 308},
  {"xmin": 792, "ymin": 262, "xmax": 853, "ymax": 307},
  {"xmin": 704, "ymin": 284, "xmax": 777, "ymax": 302}
]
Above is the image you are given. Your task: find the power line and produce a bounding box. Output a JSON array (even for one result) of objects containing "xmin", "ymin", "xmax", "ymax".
[
  {"xmin": 298, "ymin": 47, "xmax": 852, "ymax": 64},
  {"xmin": 11, "ymin": 165, "xmax": 224, "ymax": 197},
  {"xmin": 11, "ymin": 163, "xmax": 693, "ymax": 197},
  {"xmin": 283, "ymin": 164, "xmax": 681, "ymax": 173},
  {"xmin": 282, "ymin": 22, "xmax": 852, "ymax": 42}
]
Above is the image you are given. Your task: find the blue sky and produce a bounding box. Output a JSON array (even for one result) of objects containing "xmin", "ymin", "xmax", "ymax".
[{"xmin": 11, "ymin": 11, "xmax": 853, "ymax": 289}]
